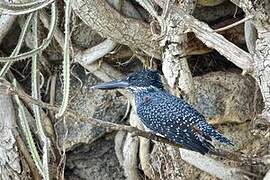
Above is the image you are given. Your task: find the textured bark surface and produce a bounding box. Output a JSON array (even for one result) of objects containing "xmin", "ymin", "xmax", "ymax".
[
  {"xmin": 231, "ymin": 0, "xmax": 270, "ymax": 125},
  {"xmin": 71, "ymin": 0, "xmax": 247, "ymax": 60},
  {"xmin": 0, "ymin": 14, "xmax": 16, "ymax": 44},
  {"xmin": 254, "ymin": 32, "xmax": 270, "ymax": 122},
  {"xmin": 71, "ymin": 0, "xmax": 161, "ymax": 58},
  {"xmin": 69, "ymin": 1, "xmax": 269, "ymax": 179},
  {"xmin": 180, "ymin": 149, "xmax": 245, "ymax": 180},
  {"xmin": 0, "ymin": 95, "xmax": 22, "ymax": 180},
  {"xmin": 1, "ymin": 0, "xmax": 270, "ymax": 179},
  {"xmin": 161, "ymin": 1, "xmax": 195, "ymax": 101},
  {"xmin": 188, "ymin": 17, "xmax": 254, "ymax": 71}
]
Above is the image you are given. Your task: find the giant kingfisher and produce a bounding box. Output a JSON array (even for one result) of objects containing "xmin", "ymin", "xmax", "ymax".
[{"xmin": 91, "ymin": 70, "xmax": 233, "ymax": 155}]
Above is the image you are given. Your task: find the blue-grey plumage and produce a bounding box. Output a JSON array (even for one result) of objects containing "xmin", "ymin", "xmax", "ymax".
[
  {"xmin": 135, "ymin": 86, "xmax": 233, "ymax": 154},
  {"xmin": 91, "ymin": 70, "xmax": 233, "ymax": 155}
]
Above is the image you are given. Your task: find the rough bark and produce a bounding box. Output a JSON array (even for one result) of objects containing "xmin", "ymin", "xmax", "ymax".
[
  {"xmin": 161, "ymin": 0, "xmax": 196, "ymax": 101},
  {"xmin": 71, "ymin": 0, "xmax": 161, "ymax": 59},
  {"xmin": 254, "ymin": 32, "xmax": 270, "ymax": 122},
  {"xmin": 0, "ymin": 0, "xmax": 18, "ymax": 44},
  {"xmin": 0, "ymin": 94, "xmax": 22, "ymax": 180},
  {"xmin": 180, "ymin": 149, "xmax": 247, "ymax": 180},
  {"xmin": 186, "ymin": 16, "xmax": 254, "ymax": 72},
  {"xmin": 72, "ymin": 0, "xmax": 254, "ymax": 72},
  {"xmin": 1, "ymin": 0, "xmax": 270, "ymax": 179},
  {"xmin": 231, "ymin": 0, "xmax": 270, "ymax": 122},
  {"xmin": 0, "ymin": 14, "xmax": 16, "ymax": 44}
]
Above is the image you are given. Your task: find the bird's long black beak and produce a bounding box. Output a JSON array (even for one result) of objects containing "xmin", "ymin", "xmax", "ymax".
[{"xmin": 90, "ymin": 79, "xmax": 129, "ymax": 90}]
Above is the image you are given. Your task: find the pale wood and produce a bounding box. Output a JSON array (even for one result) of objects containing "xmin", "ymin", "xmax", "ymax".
[{"xmin": 0, "ymin": 94, "xmax": 21, "ymax": 180}]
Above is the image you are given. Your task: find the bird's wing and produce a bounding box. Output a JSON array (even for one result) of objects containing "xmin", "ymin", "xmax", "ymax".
[
  {"xmin": 136, "ymin": 91, "xmax": 214, "ymax": 154},
  {"xmin": 193, "ymin": 120, "xmax": 233, "ymax": 145},
  {"xmin": 172, "ymin": 98, "xmax": 233, "ymax": 145}
]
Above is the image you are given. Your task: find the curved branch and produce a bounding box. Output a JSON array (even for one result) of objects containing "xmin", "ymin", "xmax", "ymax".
[
  {"xmin": 0, "ymin": 2, "xmax": 58, "ymax": 62},
  {"xmin": 74, "ymin": 39, "xmax": 117, "ymax": 65},
  {"xmin": 180, "ymin": 149, "xmax": 252, "ymax": 179},
  {"xmin": 244, "ymin": 21, "xmax": 257, "ymax": 55},
  {"xmin": 0, "ymin": 14, "xmax": 16, "ymax": 44},
  {"xmin": 31, "ymin": 13, "xmax": 50, "ymax": 180},
  {"xmin": 185, "ymin": 13, "xmax": 254, "ymax": 72},
  {"xmin": 264, "ymin": 170, "xmax": 270, "ymax": 180},
  {"xmin": 122, "ymin": 134, "xmax": 140, "ymax": 179},
  {"xmin": 71, "ymin": 0, "xmax": 161, "ymax": 59},
  {"xmin": 0, "ymin": 13, "xmax": 33, "ymax": 77},
  {"xmin": 39, "ymin": 11, "xmax": 127, "ymax": 97},
  {"xmin": 72, "ymin": 0, "xmax": 254, "ymax": 73},
  {"xmin": 2, "ymin": 79, "xmax": 267, "ymax": 166},
  {"xmin": 229, "ymin": 0, "xmax": 254, "ymax": 14},
  {"xmin": 0, "ymin": 0, "xmax": 54, "ymax": 15},
  {"xmin": 55, "ymin": 0, "xmax": 71, "ymax": 118}
]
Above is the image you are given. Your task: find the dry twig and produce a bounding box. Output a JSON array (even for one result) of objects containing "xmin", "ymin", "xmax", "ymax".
[{"xmin": 0, "ymin": 79, "xmax": 267, "ymax": 166}]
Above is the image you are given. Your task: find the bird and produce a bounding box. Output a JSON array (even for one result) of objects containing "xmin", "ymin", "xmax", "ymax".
[{"xmin": 91, "ymin": 70, "xmax": 233, "ymax": 155}]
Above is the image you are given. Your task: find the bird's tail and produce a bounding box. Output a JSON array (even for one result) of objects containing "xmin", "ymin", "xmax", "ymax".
[{"xmin": 196, "ymin": 121, "xmax": 234, "ymax": 146}]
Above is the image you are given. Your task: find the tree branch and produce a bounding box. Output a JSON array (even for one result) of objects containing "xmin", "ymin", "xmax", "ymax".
[
  {"xmin": 0, "ymin": 14, "xmax": 16, "ymax": 44},
  {"xmin": 180, "ymin": 149, "xmax": 257, "ymax": 179},
  {"xmin": 264, "ymin": 169, "xmax": 270, "ymax": 180},
  {"xmin": 72, "ymin": 0, "xmax": 254, "ymax": 73},
  {"xmin": 0, "ymin": 78, "xmax": 267, "ymax": 166},
  {"xmin": 74, "ymin": 39, "xmax": 117, "ymax": 65},
  {"xmin": 0, "ymin": 0, "xmax": 22, "ymax": 44},
  {"xmin": 229, "ymin": 0, "xmax": 254, "ymax": 14},
  {"xmin": 184, "ymin": 12, "xmax": 254, "ymax": 72},
  {"xmin": 0, "ymin": 94, "xmax": 22, "ymax": 179},
  {"xmin": 71, "ymin": 0, "xmax": 161, "ymax": 59}
]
